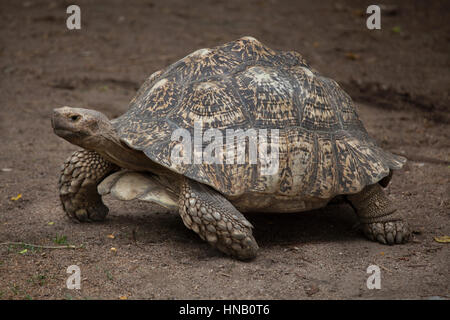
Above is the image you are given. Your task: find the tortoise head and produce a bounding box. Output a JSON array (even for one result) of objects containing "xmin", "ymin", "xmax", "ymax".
[{"xmin": 52, "ymin": 106, "xmax": 114, "ymax": 150}]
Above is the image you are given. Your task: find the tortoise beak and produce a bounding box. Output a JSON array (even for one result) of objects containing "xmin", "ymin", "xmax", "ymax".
[
  {"xmin": 51, "ymin": 109, "xmax": 58, "ymax": 130},
  {"xmin": 52, "ymin": 108, "xmax": 65, "ymax": 132},
  {"xmin": 52, "ymin": 107, "xmax": 78, "ymax": 137}
]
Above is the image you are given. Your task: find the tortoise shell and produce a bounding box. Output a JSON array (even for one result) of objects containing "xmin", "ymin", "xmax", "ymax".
[{"xmin": 114, "ymin": 36, "xmax": 405, "ymax": 199}]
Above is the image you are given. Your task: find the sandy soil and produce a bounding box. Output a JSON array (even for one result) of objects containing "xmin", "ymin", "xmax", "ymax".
[{"xmin": 0, "ymin": 0, "xmax": 449, "ymax": 300}]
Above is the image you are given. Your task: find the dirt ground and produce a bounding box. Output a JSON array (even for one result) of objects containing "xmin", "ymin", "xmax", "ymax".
[{"xmin": 0, "ymin": 0, "xmax": 449, "ymax": 300}]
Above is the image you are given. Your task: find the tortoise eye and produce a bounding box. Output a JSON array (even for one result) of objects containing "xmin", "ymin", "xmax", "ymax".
[{"xmin": 70, "ymin": 115, "xmax": 80, "ymax": 121}]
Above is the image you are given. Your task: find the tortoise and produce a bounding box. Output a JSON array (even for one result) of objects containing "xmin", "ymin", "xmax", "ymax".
[{"xmin": 51, "ymin": 36, "xmax": 410, "ymax": 260}]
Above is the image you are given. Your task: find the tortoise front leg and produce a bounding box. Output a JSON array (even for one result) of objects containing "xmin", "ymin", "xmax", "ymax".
[
  {"xmin": 347, "ymin": 183, "xmax": 411, "ymax": 244},
  {"xmin": 59, "ymin": 150, "xmax": 118, "ymax": 222},
  {"xmin": 179, "ymin": 178, "xmax": 259, "ymax": 260}
]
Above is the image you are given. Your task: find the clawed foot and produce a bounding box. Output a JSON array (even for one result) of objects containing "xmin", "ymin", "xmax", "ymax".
[
  {"xmin": 59, "ymin": 150, "xmax": 117, "ymax": 222},
  {"xmin": 347, "ymin": 183, "xmax": 411, "ymax": 246},
  {"xmin": 180, "ymin": 178, "xmax": 259, "ymax": 260},
  {"xmin": 362, "ymin": 220, "xmax": 410, "ymax": 245},
  {"xmin": 60, "ymin": 194, "xmax": 109, "ymax": 222}
]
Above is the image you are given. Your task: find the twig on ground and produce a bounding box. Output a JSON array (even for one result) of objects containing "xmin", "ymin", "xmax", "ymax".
[
  {"xmin": 0, "ymin": 242, "xmax": 83, "ymax": 249},
  {"xmin": 378, "ymin": 264, "xmax": 393, "ymax": 273}
]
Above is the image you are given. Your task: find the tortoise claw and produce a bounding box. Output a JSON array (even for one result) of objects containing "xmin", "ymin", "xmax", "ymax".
[{"xmin": 363, "ymin": 221, "xmax": 410, "ymax": 245}]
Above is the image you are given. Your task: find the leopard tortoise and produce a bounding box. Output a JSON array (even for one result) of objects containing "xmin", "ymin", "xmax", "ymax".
[{"xmin": 52, "ymin": 36, "xmax": 410, "ymax": 260}]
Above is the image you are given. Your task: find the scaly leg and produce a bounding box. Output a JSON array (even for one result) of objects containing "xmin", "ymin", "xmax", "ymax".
[
  {"xmin": 59, "ymin": 150, "xmax": 118, "ymax": 221},
  {"xmin": 179, "ymin": 178, "xmax": 259, "ymax": 260},
  {"xmin": 347, "ymin": 183, "xmax": 410, "ymax": 244}
]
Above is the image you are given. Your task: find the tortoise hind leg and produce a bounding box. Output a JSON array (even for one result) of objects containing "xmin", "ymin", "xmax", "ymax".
[
  {"xmin": 179, "ymin": 178, "xmax": 259, "ymax": 260},
  {"xmin": 347, "ymin": 183, "xmax": 411, "ymax": 244},
  {"xmin": 59, "ymin": 150, "xmax": 118, "ymax": 222}
]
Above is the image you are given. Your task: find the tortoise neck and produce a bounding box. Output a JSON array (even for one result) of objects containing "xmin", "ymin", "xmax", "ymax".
[
  {"xmin": 92, "ymin": 128, "xmax": 145, "ymax": 170},
  {"xmin": 93, "ymin": 127, "xmax": 177, "ymax": 179},
  {"xmin": 79, "ymin": 119, "xmax": 119, "ymax": 153}
]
